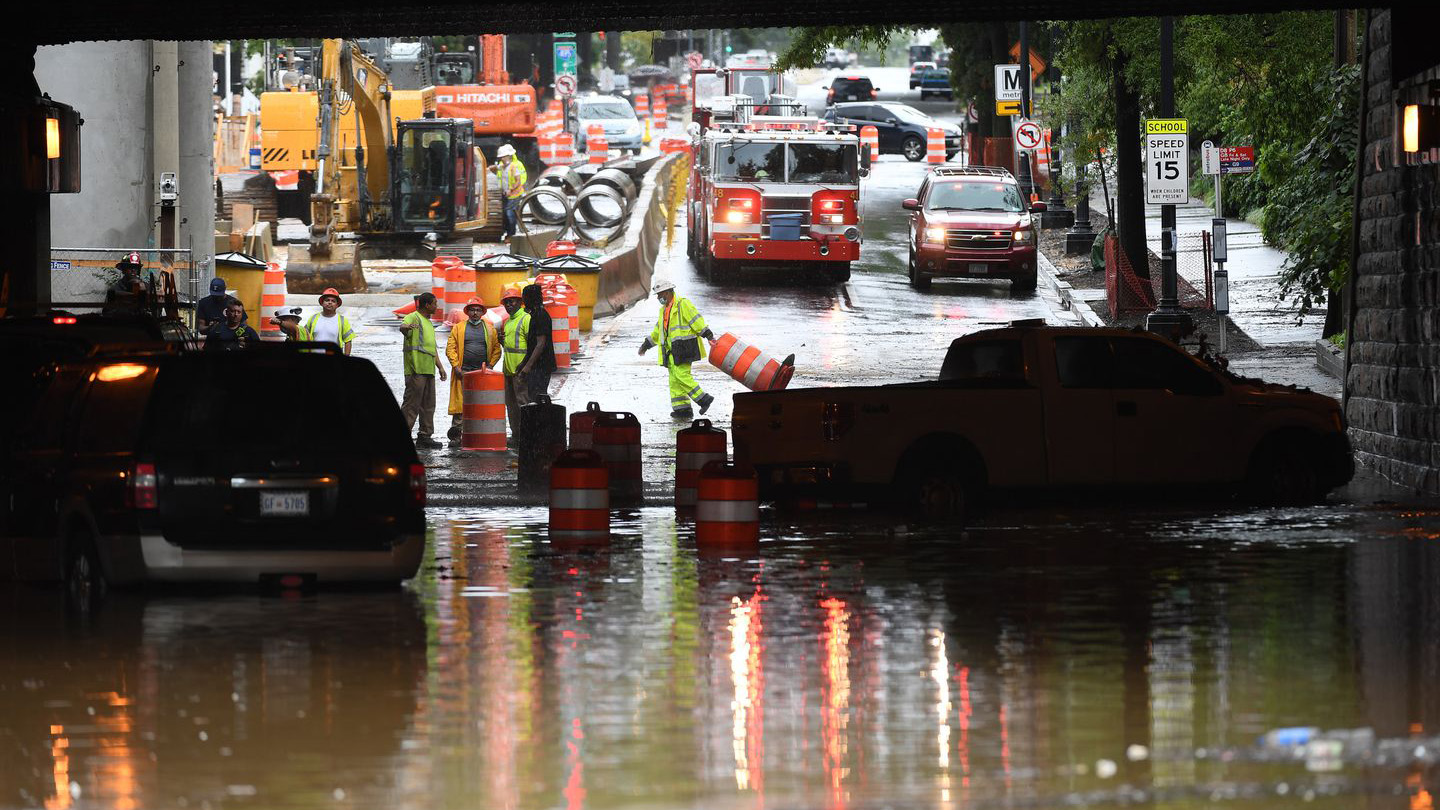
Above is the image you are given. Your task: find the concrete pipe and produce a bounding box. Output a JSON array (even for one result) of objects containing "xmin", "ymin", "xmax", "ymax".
[
  {"xmin": 584, "ymin": 167, "xmax": 638, "ymax": 206},
  {"xmin": 572, "ymin": 218, "xmax": 622, "ymax": 244},
  {"xmin": 523, "ymin": 186, "xmax": 573, "ymax": 227},
  {"xmin": 574, "ymin": 184, "xmax": 628, "ymax": 228},
  {"xmin": 536, "ymin": 165, "xmax": 583, "ymax": 196}
]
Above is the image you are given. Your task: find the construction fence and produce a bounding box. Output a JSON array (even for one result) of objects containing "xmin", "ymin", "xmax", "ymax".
[
  {"xmin": 50, "ymin": 247, "xmax": 206, "ymax": 327},
  {"xmin": 1105, "ymin": 230, "xmax": 1213, "ymax": 318}
]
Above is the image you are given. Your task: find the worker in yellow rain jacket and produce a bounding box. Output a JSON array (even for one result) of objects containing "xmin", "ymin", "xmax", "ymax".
[
  {"xmin": 444, "ymin": 296, "xmax": 503, "ymax": 442},
  {"xmin": 638, "ymin": 277, "xmax": 715, "ymax": 419},
  {"xmin": 498, "ymin": 285, "xmax": 530, "ymax": 437}
]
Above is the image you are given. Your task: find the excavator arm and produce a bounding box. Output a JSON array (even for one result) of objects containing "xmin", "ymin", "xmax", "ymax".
[{"xmin": 310, "ymin": 38, "xmax": 395, "ymax": 255}]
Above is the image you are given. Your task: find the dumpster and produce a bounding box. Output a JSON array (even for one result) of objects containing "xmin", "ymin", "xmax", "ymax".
[
  {"xmin": 536, "ymin": 254, "xmax": 602, "ymax": 330},
  {"xmin": 213, "ymin": 251, "xmax": 269, "ymax": 315},
  {"xmin": 473, "ymin": 253, "xmax": 534, "ymax": 312}
]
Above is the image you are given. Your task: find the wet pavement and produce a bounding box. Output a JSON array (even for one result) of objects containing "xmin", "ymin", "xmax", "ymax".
[{"xmin": 5, "ymin": 498, "xmax": 1440, "ymax": 809}]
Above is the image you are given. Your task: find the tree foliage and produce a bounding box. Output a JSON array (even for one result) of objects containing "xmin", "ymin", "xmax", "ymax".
[{"xmin": 774, "ymin": 26, "xmax": 912, "ymax": 72}]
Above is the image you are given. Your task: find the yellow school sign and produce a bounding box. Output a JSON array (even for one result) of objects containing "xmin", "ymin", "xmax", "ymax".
[{"xmin": 1145, "ymin": 119, "xmax": 1188, "ymax": 135}]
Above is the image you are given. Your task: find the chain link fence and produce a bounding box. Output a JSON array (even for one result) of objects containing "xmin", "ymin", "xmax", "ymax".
[{"xmin": 50, "ymin": 247, "xmax": 208, "ymax": 327}]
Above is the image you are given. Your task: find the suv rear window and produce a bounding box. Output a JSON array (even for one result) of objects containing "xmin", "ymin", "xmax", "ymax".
[
  {"xmin": 831, "ymin": 77, "xmax": 873, "ymax": 91},
  {"xmin": 146, "ymin": 354, "xmax": 411, "ymax": 452}
]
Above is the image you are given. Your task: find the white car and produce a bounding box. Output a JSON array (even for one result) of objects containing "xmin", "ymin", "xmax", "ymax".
[{"xmin": 572, "ymin": 95, "xmax": 644, "ymax": 154}]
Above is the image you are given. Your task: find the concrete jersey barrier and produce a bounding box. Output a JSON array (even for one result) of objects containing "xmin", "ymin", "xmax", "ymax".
[{"xmin": 593, "ymin": 151, "xmax": 688, "ymax": 318}]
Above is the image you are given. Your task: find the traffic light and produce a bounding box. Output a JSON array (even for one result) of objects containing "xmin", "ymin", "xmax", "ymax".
[{"xmin": 725, "ymin": 45, "xmax": 732, "ymax": 53}]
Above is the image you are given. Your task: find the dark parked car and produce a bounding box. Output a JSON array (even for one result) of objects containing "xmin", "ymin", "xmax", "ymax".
[
  {"xmin": 823, "ymin": 102, "xmax": 963, "ymax": 162},
  {"xmin": 826, "ymin": 75, "xmax": 877, "ymax": 105},
  {"xmin": 916, "ymin": 68, "xmax": 954, "ymax": 100},
  {"xmin": 0, "ymin": 339, "xmax": 426, "ymax": 597}
]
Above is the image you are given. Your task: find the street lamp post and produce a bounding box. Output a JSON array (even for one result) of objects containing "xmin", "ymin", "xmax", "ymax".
[{"xmin": 1144, "ymin": 16, "xmax": 1193, "ymax": 339}]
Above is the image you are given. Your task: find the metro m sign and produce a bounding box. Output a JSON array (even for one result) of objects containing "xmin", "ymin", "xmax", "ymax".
[{"xmin": 994, "ymin": 64, "xmax": 1022, "ymax": 102}]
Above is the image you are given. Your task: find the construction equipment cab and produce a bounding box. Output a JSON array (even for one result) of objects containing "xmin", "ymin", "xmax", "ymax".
[
  {"xmin": 687, "ymin": 89, "xmax": 867, "ymax": 285},
  {"xmin": 390, "ymin": 118, "xmax": 482, "ymax": 234}
]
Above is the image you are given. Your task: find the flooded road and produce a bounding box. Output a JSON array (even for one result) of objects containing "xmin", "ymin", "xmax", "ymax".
[{"xmin": 6, "ymin": 499, "xmax": 1439, "ymax": 809}]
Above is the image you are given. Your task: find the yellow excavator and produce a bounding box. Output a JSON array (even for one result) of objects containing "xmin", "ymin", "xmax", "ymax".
[{"xmin": 265, "ymin": 39, "xmax": 491, "ymax": 293}]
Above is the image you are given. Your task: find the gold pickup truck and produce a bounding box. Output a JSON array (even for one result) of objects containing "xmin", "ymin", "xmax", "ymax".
[{"xmin": 732, "ymin": 325, "xmax": 1353, "ymax": 514}]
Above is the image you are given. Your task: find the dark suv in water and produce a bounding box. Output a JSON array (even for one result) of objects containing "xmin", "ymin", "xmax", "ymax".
[
  {"xmin": 823, "ymin": 102, "xmax": 963, "ymax": 162},
  {"xmin": 0, "ymin": 338, "xmax": 426, "ymax": 596},
  {"xmin": 826, "ymin": 75, "xmax": 877, "ymax": 105}
]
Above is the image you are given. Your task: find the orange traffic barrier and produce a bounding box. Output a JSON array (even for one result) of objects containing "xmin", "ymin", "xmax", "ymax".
[
  {"xmin": 569, "ymin": 401, "xmax": 609, "ymax": 450},
  {"xmin": 546, "ymin": 240, "xmax": 577, "ymax": 257},
  {"xmin": 659, "ymin": 137, "xmax": 690, "ymax": 155},
  {"xmin": 676, "ymin": 419, "xmax": 727, "ymax": 509},
  {"xmin": 553, "ymin": 132, "xmax": 575, "ymax": 164},
  {"xmin": 635, "ymin": 93, "xmax": 650, "ymax": 119},
  {"xmin": 543, "ymin": 290, "xmax": 571, "ymax": 370},
  {"xmin": 462, "ymin": 368, "xmax": 507, "ymax": 452},
  {"xmin": 708, "ymin": 332, "xmax": 795, "ymax": 392},
  {"xmin": 538, "ymin": 133, "xmax": 556, "ymax": 165},
  {"xmin": 553, "ymin": 282, "xmax": 581, "ymax": 356},
  {"xmin": 260, "ymin": 262, "xmax": 286, "ymax": 337},
  {"xmin": 1036, "ymin": 128, "xmax": 1052, "ymax": 178},
  {"xmin": 926, "ymin": 127, "xmax": 946, "ymax": 164},
  {"xmin": 594, "ymin": 411, "xmax": 642, "ymax": 506},
  {"xmin": 586, "ymin": 124, "xmax": 607, "ymax": 165},
  {"xmin": 550, "ymin": 449, "xmax": 610, "ymax": 542},
  {"xmin": 860, "ymin": 125, "xmax": 879, "ymax": 164},
  {"xmin": 695, "ymin": 461, "xmax": 759, "ymax": 545},
  {"xmin": 444, "ymin": 262, "xmax": 472, "ymax": 324},
  {"xmin": 653, "ymin": 97, "xmax": 668, "ymax": 131}
]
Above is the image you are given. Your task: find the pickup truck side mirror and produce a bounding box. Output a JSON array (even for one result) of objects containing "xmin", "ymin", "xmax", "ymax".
[
  {"xmin": 902, "ymin": 198, "xmax": 920, "ymax": 211},
  {"xmin": 1029, "ymin": 201, "xmax": 1048, "ymax": 213}
]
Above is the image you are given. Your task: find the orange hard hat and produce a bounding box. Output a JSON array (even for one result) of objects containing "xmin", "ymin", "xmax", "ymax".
[
  {"xmin": 501, "ymin": 285, "xmax": 524, "ymax": 301},
  {"xmin": 318, "ymin": 287, "xmax": 343, "ymax": 305},
  {"xmin": 463, "ymin": 296, "xmax": 487, "ymax": 312}
]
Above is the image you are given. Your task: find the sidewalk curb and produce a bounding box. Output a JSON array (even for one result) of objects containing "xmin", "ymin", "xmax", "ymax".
[{"xmin": 1037, "ymin": 249, "xmax": 1105, "ymax": 327}]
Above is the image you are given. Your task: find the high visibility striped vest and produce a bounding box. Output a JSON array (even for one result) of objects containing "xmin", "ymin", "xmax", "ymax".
[
  {"xmin": 402, "ymin": 312, "xmax": 438, "ymax": 376},
  {"xmin": 501, "ymin": 310, "xmax": 530, "ymax": 375}
]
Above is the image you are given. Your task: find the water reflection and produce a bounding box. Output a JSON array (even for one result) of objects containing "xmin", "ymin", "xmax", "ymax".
[{"xmin": 4, "ymin": 502, "xmax": 1440, "ymax": 809}]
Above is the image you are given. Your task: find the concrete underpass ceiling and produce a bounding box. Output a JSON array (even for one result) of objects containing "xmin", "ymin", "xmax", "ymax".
[{"xmin": 31, "ymin": 0, "xmax": 1354, "ymax": 44}]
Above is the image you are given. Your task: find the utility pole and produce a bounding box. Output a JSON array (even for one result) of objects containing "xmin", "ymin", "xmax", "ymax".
[
  {"xmin": 1063, "ymin": 113, "xmax": 1096, "ymax": 254},
  {"xmin": 1144, "ymin": 16, "xmax": 1193, "ymax": 338},
  {"xmin": 1017, "ymin": 22, "xmax": 1034, "ymax": 201},
  {"xmin": 1043, "ymin": 24, "xmax": 1071, "ymax": 228}
]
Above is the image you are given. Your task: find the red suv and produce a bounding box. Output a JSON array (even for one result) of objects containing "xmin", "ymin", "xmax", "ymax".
[{"xmin": 903, "ymin": 166, "xmax": 1046, "ymax": 291}]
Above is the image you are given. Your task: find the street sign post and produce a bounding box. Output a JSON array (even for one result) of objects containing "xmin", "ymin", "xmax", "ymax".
[
  {"xmin": 1014, "ymin": 119, "xmax": 1042, "ymax": 152},
  {"xmin": 1200, "ymin": 140, "xmax": 1218, "ymax": 175},
  {"xmin": 1144, "ymin": 118, "xmax": 1189, "ymax": 205},
  {"xmin": 1218, "ymin": 146, "xmax": 1255, "ymax": 174},
  {"xmin": 553, "ymin": 38, "xmax": 577, "ymax": 83},
  {"xmin": 555, "ymin": 74, "xmax": 577, "ymax": 97},
  {"xmin": 994, "ymin": 64, "xmax": 1022, "ymax": 103}
]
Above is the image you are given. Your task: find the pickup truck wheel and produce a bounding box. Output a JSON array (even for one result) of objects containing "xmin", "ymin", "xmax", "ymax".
[
  {"xmin": 1247, "ymin": 437, "xmax": 1323, "ymax": 505},
  {"xmin": 902, "ymin": 136, "xmax": 926, "ymax": 162},
  {"xmin": 65, "ymin": 530, "xmax": 107, "ymax": 614},
  {"xmin": 908, "ymin": 249, "xmax": 932, "ymax": 290},
  {"xmin": 913, "ymin": 472, "xmax": 967, "ymax": 521}
]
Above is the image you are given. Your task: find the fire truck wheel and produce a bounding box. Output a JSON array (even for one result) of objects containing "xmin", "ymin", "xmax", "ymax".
[
  {"xmin": 694, "ymin": 246, "xmax": 711, "ymax": 279},
  {"xmin": 686, "ymin": 223, "xmax": 696, "ymax": 260},
  {"xmin": 826, "ymin": 262, "xmax": 851, "ymax": 283},
  {"xmin": 708, "ymin": 259, "xmax": 733, "ymax": 285},
  {"xmin": 902, "ymin": 135, "xmax": 926, "ymax": 162}
]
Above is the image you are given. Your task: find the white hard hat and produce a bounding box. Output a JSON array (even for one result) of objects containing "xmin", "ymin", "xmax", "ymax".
[
  {"xmin": 652, "ymin": 277, "xmax": 675, "ymax": 295},
  {"xmin": 496, "ymin": 144, "xmax": 517, "ymax": 158}
]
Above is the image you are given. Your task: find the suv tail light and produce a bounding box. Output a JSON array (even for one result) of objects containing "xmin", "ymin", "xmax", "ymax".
[
  {"xmin": 408, "ymin": 463, "xmax": 427, "ymax": 507},
  {"xmin": 130, "ymin": 463, "xmax": 158, "ymax": 509},
  {"xmin": 869, "ymin": 89, "xmax": 878, "ymax": 99},
  {"xmin": 822, "ymin": 402, "xmax": 855, "ymax": 441}
]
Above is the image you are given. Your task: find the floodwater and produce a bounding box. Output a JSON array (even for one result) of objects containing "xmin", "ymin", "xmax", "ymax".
[{"xmin": 5, "ymin": 500, "xmax": 1440, "ymax": 809}]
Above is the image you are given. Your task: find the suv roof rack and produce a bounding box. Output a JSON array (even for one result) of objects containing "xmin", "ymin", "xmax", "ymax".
[{"xmin": 931, "ymin": 165, "xmax": 1014, "ymax": 179}]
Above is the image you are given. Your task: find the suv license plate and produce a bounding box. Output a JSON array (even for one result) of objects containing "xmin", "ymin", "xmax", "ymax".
[
  {"xmin": 969, "ymin": 263, "xmax": 990, "ymax": 274},
  {"xmin": 260, "ymin": 491, "xmax": 309, "ymax": 517}
]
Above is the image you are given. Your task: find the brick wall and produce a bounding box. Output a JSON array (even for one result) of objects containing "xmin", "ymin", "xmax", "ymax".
[{"xmin": 1345, "ymin": 9, "xmax": 1440, "ymax": 494}]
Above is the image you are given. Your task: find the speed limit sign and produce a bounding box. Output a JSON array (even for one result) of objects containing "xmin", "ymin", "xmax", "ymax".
[
  {"xmin": 1014, "ymin": 119, "xmax": 1042, "ymax": 152},
  {"xmin": 1145, "ymin": 118, "xmax": 1189, "ymax": 204}
]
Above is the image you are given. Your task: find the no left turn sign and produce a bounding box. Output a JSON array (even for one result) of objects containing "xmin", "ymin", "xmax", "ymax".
[
  {"xmin": 556, "ymin": 74, "xmax": 577, "ymax": 96},
  {"xmin": 1014, "ymin": 120, "xmax": 1042, "ymax": 152}
]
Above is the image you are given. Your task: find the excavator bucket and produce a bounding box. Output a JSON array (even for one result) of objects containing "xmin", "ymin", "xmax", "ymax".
[{"xmin": 281, "ymin": 243, "xmax": 368, "ymax": 295}]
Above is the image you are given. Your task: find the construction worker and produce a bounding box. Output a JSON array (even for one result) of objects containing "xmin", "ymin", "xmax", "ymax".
[
  {"xmin": 270, "ymin": 307, "xmax": 304, "ymax": 341},
  {"xmin": 444, "ymin": 296, "xmax": 502, "ymax": 442},
  {"xmin": 204, "ymin": 298, "xmax": 260, "ymax": 350},
  {"xmin": 516, "ymin": 283, "xmax": 555, "ymax": 401},
  {"xmin": 638, "ymin": 278, "xmax": 715, "ymax": 419},
  {"xmin": 493, "ymin": 143, "xmax": 528, "ymax": 242},
  {"xmin": 103, "ymin": 251, "xmax": 149, "ymax": 315},
  {"xmin": 292, "ymin": 287, "xmax": 356, "ymax": 354},
  {"xmin": 498, "ymin": 285, "xmax": 529, "ymax": 437},
  {"xmin": 398, "ymin": 292, "xmax": 448, "ymax": 449},
  {"xmin": 196, "ymin": 277, "xmax": 243, "ymax": 334}
]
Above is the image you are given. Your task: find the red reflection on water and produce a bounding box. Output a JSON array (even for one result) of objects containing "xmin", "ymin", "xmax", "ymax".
[
  {"xmin": 565, "ymin": 719, "xmax": 587, "ymax": 810},
  {"xmin": 1000, "ymin": 702, "xmax": 1012, "ymax": 792},
  {"xmin": 957, "ymin": 667, "xmax": 972, "ymax": 793},
  {"xmin": 729, "ymin": 589, "xmax": 766, "ymax": 797},
  {"xmin": 820, "ymin": 596, "xmax": 852, "ymax": 809}
]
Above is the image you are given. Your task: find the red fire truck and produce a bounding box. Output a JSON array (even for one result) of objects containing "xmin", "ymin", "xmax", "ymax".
[{"xmin": 686, "ymin": 78, "xmax": 866, "ymax": 284}]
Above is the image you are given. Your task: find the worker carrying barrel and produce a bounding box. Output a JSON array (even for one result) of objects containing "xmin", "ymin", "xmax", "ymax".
[{"xmin": 638, "ymin": 277, "xmax": 715, "ymax": 419}]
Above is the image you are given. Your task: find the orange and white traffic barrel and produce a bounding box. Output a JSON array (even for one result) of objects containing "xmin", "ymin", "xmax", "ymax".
[
  {"xmin": 569, "ymin": 401, "xmax": 608, "ymax": 450},
  {"xmin": 260, "ymin": 262, "xmax": 286, "ymax": 338},
  {"xmin": 430, "ymin": 258, "xmax": 449, "ymax": 321},
  {"xmin": 675, "ymin": 419, "xmax": 727, "ymax": 509},
  {"xmin": 1036, "ymin": 128, "xmax": 1052, "ymax": 177},
  {"xmin": 543, "ymin": 290, "xmax": 571, "ymax": 370},
  {"xmin": 586, "ymin": 124, "xmax": 607, "ymax": 165},
  {"xmin": 593, "ymin": 411, "xmax": 642, "ymax": 506},
  {"xmin": 653, "ymin": 97, "xmax": 668, "ymax": 130},
  {"xmin": 695, "ymin": 461, "xmax": 759, "ymax": 545},
  {"xmin": 550, "ymin": 449, "xmax": 610, "ymax": 542},
  {"xmin": 538, "ymin": 133, "xmax": 556, "ymax": 165},
  {"xmin": 444, "ymin": 262, "xmax": 472, "ymax": 325},
  {"xmin": 554, "ymin": 131, "xmax": 575, "ymax": 164},
  {"xmin": 635, "ymin": 93, "xmax": 650, "ymax": 119},
  {"xmin": 555, "ymin": 282, "xmax": 581, "ymax": 354},
  {"xmin": 860, "ymin": 125, "xmax": 879, "ymax": 164},
  {"xmin": 708, "ymin": 332, "xmax": 796, "ymax": 392},
  {"xmin": 926, "ymin": 127, "xmax": 946, "ymax": 164},
  {"xmin": 532, "ymin": 271, "xmax": 568, "ymax": 289},
  {"xmin": 462, "ymin": 368, "xmax": 508, "ymax": 452}
]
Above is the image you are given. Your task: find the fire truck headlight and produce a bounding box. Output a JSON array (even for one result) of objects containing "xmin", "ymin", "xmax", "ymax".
[
  {"xmin": 924, "ymin": 226, "xmax": 947, "ymax": 244},
  {"xmin": 844, "ymin": 226, "xmax": 861, "ymax": 242},
  {"xmin": 822, "ymin": 214, "xmax": 844, "ymax": 225},
  {"xmin": 727, "ymin": 211, "xmax": 753, "ymax": 225}
]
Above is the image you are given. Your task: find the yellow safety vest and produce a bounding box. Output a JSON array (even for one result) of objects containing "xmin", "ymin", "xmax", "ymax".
[
  {"xmin": 501, "ymin": 310, "xmax": 530, "ymax": 375},
  {"xmin": 501, "ymin": 159, "xmax": 528, "ymax": 200},
  {"xmin": 402, "ymin": 312, "xmax": 438, "ymax": 376}
]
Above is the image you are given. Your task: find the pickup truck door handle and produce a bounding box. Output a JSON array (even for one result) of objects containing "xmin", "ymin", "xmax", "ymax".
[{"xmin": 1116, "ymin": 400, "xmax": 1138, "ymax": 417}]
